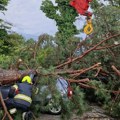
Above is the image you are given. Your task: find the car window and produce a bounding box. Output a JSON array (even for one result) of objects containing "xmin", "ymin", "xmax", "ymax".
[{"xmin": 56, "ymin": 78, "xmax": 68, "ymax": 94}]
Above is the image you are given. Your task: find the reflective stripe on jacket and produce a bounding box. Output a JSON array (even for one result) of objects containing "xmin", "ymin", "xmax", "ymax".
[
  {"xmin": 14, "ymin": 94, "xmax": 32, "ymax": 103},
  {"xmin": 14, "ymin": 83, "xmax": 32, "ymax": 107}
]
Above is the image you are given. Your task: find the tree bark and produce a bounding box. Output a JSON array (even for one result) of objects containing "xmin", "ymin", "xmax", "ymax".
[
  {"xmin": 67, "ymin": 78, "xmax": 90, "ymax": 83},
  {"xmin": 0, "ymin": 69, "xmax": 36, "ymax": 85},
  {"xmin": 111, "ymin": 65, "xmax": 120, "ymax": 76}
]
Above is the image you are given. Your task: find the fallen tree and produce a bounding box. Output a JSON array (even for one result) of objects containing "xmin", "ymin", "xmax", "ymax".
[
  {"xmin": 56, "ymin": 34, "xmax": 120, "ymax": 69},
  {"xmin": 0, "ymin": 69, "xmax": 36, "ymax": 85}
]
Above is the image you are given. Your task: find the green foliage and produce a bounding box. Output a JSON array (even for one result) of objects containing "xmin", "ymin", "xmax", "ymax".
[
  {"xmin": 41, "ymin": 0, "xmax": 79, "ymax": 45},
  {"xmin": 60, "ymin": 99, "xmax": 73, "ymax": 120},
  {"xmin": 0, "ymin": 110, "xmax": 3, "ymax": 120},
  {"xmin": 0, "ymin": 30, "xmax": 25, "ymax": 55},
  {"xmin": 0, "ymin": 28, "xmax": 7, "ymax": 39},
  {"xmin": 37, "ymin": 47, "xmax": 55, "ymax": 67},
  {"xmin": 0, "ymin": 32, "xmax": 26, "ymax": 69},
  {"xmin": 0, "ymin": 54, "xmax": 12, "ymax": 68},
  {"xmin": 61, "ymin": 86, "xmax": 87, "ymax": 120},
  {"xmin": 0, "ymin": 0, "xmax": 10, "ymax": 30},
  {"xmin": 78, "ymin": 0, "xmax": 120, "ymax": 71},
  {"xmin": 72, "ymin": 86, "xmax": 87, "ymax": 115},
  {"xmin": 0, "ymin": 0, "xmax": 120, "ymax": 119},
  {"xmin": 0, "ymin": 29, "xmax": 8, "ymax": 54},
  {"xmin": 103, "ymin": 92, "xmax": 120, "ymax": 118},
  {"xmin": 88, "ymin": 80, "xmax": 111, "ymax": 103},
  {"xmin": 0, "ymin": 0, "xmax": 9, "ymax": 11}
]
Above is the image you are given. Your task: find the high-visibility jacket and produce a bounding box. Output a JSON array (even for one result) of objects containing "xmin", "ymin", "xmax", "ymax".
[
  {"xmin": 70, "ymin": 0, "xmax": 92, "ymax": 16},
  {"xmin": 13, "ymin": 83, "xmax": 32, "ymax": 107}
]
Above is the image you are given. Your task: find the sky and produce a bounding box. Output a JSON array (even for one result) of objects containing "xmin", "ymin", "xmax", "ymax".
[{"xmin": 0, "ymin": 0, "xmax": 87, "ymax": 40}]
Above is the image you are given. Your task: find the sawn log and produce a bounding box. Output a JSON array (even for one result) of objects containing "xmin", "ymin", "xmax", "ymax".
[{"xmin": 0, "ymin": 69, "xmax": 36, "ymax": 85}]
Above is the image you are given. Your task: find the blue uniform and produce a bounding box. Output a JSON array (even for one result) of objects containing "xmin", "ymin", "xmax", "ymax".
[{"xmin": 5, "ymin": 82, "xmax": 32, "ymax": 111}]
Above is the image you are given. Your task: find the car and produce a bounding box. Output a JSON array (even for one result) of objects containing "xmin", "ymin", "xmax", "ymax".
[
  {"xmin": 33, "ymin": 77, "xmax": 73, "ymax": 115},
  {"xmin": 0, "ymin": 77, "xmax": 73, "ymax": 116}
]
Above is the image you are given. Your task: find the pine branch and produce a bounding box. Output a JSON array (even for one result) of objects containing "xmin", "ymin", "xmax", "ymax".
[
  {"xmin": 95, "ymin": 43, "xmax": 120, "ymax": 50},
  {"xmin": 72, "ymin": 63, "xmax": 101, "ymax": 78},
  {"xmin": 56, "ymin": 34, "xmax": 120, "ymax": 69},
  {"xmin": 94, "ymin": 67, "xmax": 102, "ymax": 77},
  {"xmin": 67, "ymin": 78, "xmax": 90, "ymax": 83},
  {"xmin": 38, "ymin": 63, "xmax": 100, "ymax": 77},
  {"xmin": 56, "ymin": 69, "xmax": 83, "ymax": 75},
  {"xmin": 111, "ymin": 65, "xmax": 120, "ymax": 76},
  {"xmin": 78, "ymin": 83, "xmax": 120, "ymax": 95}
]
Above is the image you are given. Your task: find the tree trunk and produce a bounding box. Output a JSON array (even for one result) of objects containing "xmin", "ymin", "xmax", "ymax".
[{"xmin": 0, "ymin": 69, "xmax": 36, "ymax": 85}]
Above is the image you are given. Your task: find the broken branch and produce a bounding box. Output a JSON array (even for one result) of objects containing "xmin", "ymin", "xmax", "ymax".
[
  {"xmin": 73, "ymin": 63, "xmax": 101, "ymax": 78},
  {"xmin": 0, "ymin": 92, "xmax": 13, "ymax": 120},
  {"xmin": 67, "ymin": 78, "xmax": 90, "ymax": 83},
  {"xmin": 111, "ymin": 65, "xmax": 120, "ymax": 76},
  {"xmin": 78, "ymin": 83, "xmax": 120, "ymax": 95},
  {"xmin": 56, "ymin": 34, "xmax": 120, "ymax": 69}
]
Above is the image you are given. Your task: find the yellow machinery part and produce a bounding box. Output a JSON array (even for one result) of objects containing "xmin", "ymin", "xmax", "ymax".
[{"xmin": 84, "ymin": 18, "xmax": 93, "ymax": 35}]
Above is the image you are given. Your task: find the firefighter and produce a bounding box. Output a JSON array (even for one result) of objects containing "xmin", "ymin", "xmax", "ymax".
[{"xmin": 5, "ymin": 73, "xmax": 36, "ymax": 114}]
